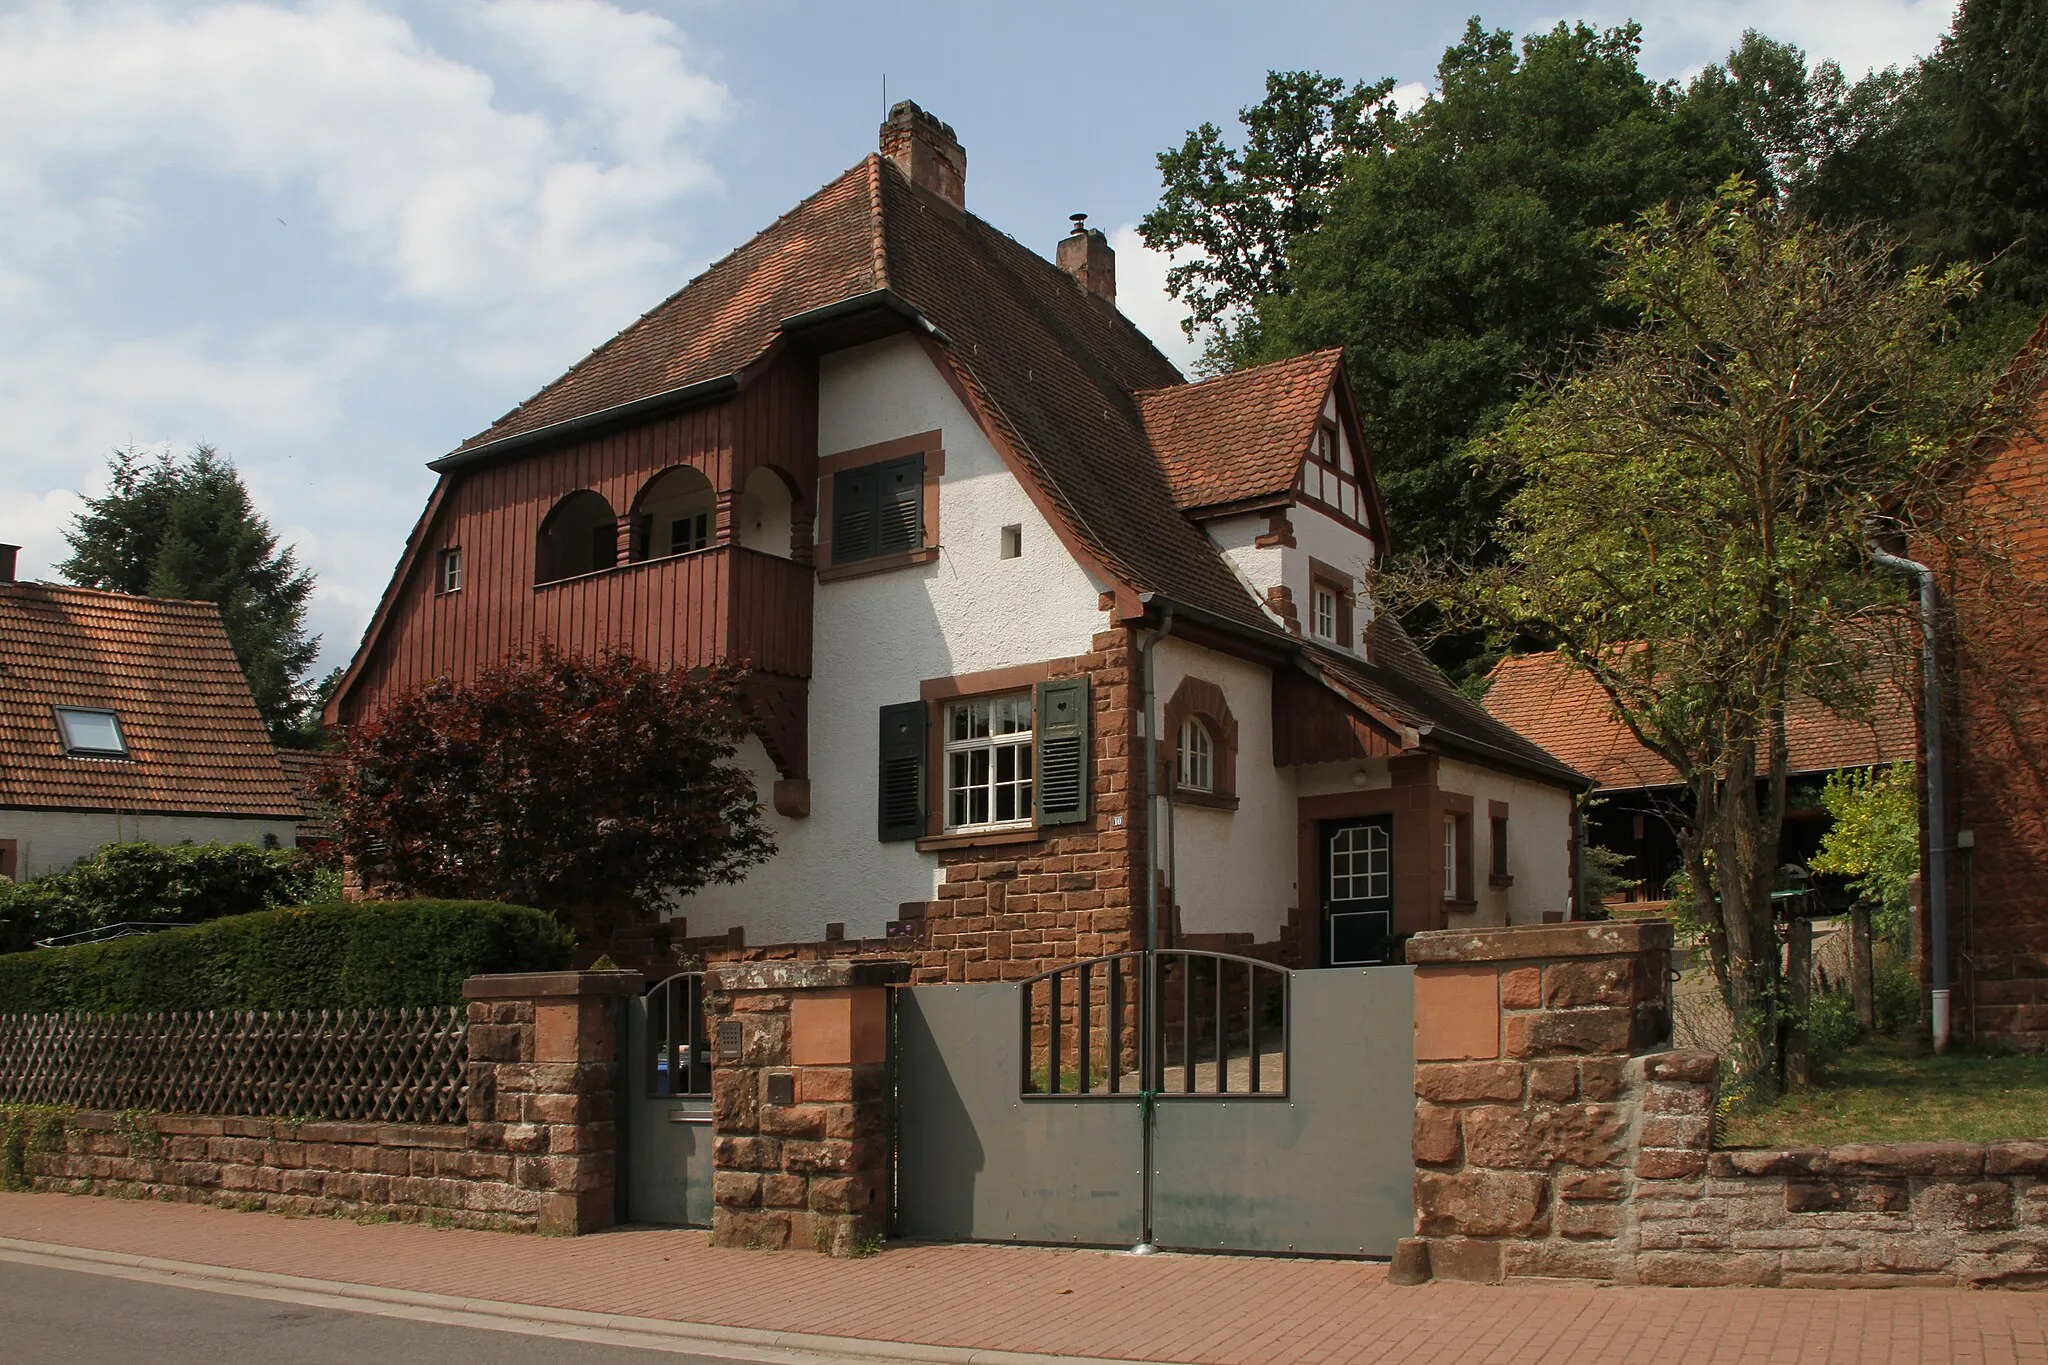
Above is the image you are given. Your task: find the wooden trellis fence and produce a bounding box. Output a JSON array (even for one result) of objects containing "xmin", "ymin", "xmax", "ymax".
[{"xmin": 0, "ymin": 1008, "xmax": 468, "ymax": 1125}]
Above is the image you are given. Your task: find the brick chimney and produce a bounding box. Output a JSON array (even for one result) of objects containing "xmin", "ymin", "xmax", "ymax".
[
  {"xmin": 1057, "ymin": 214, "xmax": 1116, "ymax": 306},
  {"xmin": 880, "ymin": 100, "xmax": 966, "ymax": 210},
  {"xmin": 0, "ymin": 544, "xmax": 17, "ymax": 584}
]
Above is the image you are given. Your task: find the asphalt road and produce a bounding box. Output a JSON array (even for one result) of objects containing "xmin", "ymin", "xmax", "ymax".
[{"xmin": 0, "ymin": 1260, "xmax": 773, "ymax": 1363}]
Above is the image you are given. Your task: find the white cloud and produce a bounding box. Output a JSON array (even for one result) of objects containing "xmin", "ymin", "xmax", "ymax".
[
  {"xmin": 1111, "ymin": 225, "xmax": 1206, "ymax": 377},
  {"xmin": 1566, "ymin": 0, "xmax": 1959, "ymax": 78},
  {"xmin": 1389, "ymin": 81, "xmax": 1432, "ymax": 114}
]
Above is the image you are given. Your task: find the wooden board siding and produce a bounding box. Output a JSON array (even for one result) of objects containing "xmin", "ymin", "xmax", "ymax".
[
  {"xmin": 341, "ymin": 352, "xmax": 819, "ymax": 728},
  {"xmin": 1271, "ymin": 667, "xmax": 1404, "ymax": 767}
]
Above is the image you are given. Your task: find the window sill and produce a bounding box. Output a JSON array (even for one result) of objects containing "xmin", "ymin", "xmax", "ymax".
[
  {"xmin": 1489, "ymin": 874, "xmax": 1515, "ymax": 889},
  {"xmin": 916, "ymin": 826, "xmax": 1042, "ymax": 852},
  {"xmin": 1441, "ymin": 896, "xmax": 1478, "ymax": 909},
  {"xmin": 1172, "ymin": 790, "xmax": 1239, "ymax": 812},
  {"xmin": 818, "ymin": 545, "xmax": 940, "ymax": 583}
]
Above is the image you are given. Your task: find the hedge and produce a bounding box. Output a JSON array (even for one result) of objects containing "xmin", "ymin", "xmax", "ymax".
[
  {"xmin": 0, "ymin": 841, "xmax": 341, "ymax": 954},
  {"xmin": 0, "ymin": 900, "xmax": 574, "ymax": 1014}
]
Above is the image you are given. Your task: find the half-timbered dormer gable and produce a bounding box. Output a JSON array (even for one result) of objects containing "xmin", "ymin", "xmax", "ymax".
[{"xmin": 1136, "ymin": 351, "xmax": 1386, "ymax": 654}]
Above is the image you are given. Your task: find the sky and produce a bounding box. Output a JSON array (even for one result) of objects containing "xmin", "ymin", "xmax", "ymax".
[{"xmin": 0, "ymin": 0, "xmax": 1963, "ymax": 677}]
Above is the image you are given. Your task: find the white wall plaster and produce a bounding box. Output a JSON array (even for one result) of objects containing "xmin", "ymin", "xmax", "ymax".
[
  {"xmin": 0, "ymin": 810, "xmax": 298, "ymax": 880},
  {"xmin": 1435, "ymin": 757, "xmax": 1576, "ymax": 924},
  {"xmin": 676, "ymin": 334, "xmax": 1110, "ymax": 946},
  {"xmin": 1290, "ymin": 503, "xmax": 1375, "ymax": 652}
]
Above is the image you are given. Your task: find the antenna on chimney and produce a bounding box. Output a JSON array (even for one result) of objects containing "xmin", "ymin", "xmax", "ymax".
[{"xmin": 1069, "ymin": 213, "xmax": 1088, "ymax": 236}]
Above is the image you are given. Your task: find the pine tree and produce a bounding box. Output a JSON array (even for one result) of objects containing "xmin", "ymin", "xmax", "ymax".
[{"xmin": 61, "ymin": 446, "xmax": 320, "ymax": 744}]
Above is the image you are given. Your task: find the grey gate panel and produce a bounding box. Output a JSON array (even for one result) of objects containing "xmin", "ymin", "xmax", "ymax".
[
  {"xmin": 1152, "ymin": 965, "xmax": 1414, "ymax": 1256},
  {"xmin": 896, "ymin": 984, "xmax": 1143, "ymax": 1247},
  {"xmin": 620, "ymin": 982, "xmax": 713, "ymax": 1227}
]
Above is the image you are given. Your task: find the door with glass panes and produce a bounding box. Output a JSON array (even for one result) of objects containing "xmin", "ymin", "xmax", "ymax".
[{"xmin": 1320, "ymin": 815, "xmax": 1394, "ymax": 966}]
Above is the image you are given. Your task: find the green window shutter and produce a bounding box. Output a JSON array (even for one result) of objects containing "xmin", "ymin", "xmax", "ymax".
[
  {"xmin": 1034, "ymin": 676, "xmax": 1090, "ymax": 826},
  {"xmin": 833, "ymin": 467, "xmax": 878, "ymax": 564},
  {"xmin": 878, "ymin": 700, "xmax": 927, "ymax": 841},
  {"xmin": 876, "ymin": 454, "xmax": 924, "ymax": 557}
]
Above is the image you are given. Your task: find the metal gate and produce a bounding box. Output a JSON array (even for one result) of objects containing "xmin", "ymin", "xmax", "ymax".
[
  {"xmin": 894, "ymin": 951, "xmax": 1414, "ymax": 1257},
  {"xmin": 619, "ymin": 971, "xmax": 714, "ymax": 1226}
]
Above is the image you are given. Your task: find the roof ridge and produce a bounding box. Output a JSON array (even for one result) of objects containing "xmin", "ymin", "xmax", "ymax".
[
  {"xmin": 1132, "ymin": 348, "xmax": 1341, "ymax": 401},
  {"xmin": 0, "ymin": 581, "xmax": 222, "ymax": 612}
]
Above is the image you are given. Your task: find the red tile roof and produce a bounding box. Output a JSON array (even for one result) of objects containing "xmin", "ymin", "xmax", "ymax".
[
  {"xmin": 1481, "ymin": 652, "xmax": 1917, "ymax": 792},
  {"xmin": 0, "ymin": 584, "xmax": 300, "ymax": 818},
  {"xmin": 1137, "ymin": 350, "xmax": 1340, "ymax": 512}
]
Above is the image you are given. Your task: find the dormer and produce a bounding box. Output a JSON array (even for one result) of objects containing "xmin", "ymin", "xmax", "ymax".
[{"xmin": 1136, "ymin": 350, "xmax": 1387, "ymax": 654}]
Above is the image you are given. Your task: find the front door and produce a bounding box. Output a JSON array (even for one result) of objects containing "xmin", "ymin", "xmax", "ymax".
[{"xmin": 1320, "ymin": 816, "xmax": 1393, "ymax": 966}]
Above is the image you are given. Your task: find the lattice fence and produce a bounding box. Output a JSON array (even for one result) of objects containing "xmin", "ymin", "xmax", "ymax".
[{"xmin": 0, "ymin": 1008, "xmax": 468, "ymax": 1124}]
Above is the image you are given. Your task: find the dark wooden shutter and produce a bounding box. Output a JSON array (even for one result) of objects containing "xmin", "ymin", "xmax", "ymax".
[
  {"xmin": 876, "ymin": 455, "xmax": 924, "ymax": 556},
  {"xmin": 1034, "ymin": 676, "xmax": 1090, "ymax": 826},
  {"xmin": 878, "ymin": 701, "xmax": 927, "ymax": 841},
  {"xmin": 833, "ymin": 467, "xmax": 878, "ymax": 564}
]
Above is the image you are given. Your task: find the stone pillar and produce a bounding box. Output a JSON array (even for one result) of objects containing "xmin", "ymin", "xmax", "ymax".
[
  {"xmin": 461, "ymin": 970, "xmax": 641, "ymax": 1235},
  {"xmin": 706, "ymin": 960, "xmax": 909, "ymax": 1254},
  {"xmin": 1397, "ymin": 920, "xmax": 1673, "ymax": 1284}
]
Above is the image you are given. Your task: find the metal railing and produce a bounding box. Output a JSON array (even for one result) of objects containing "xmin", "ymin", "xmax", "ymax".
[
  {"xmin": 644, "ymin": 970, "xmax": 711, "ymax": 1099},
  {"xmin": 1020, "ymin": 950, "xmax": 1289, "ymax": 1099}
]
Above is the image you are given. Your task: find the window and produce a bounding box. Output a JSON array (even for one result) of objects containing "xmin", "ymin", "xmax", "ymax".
[
  {"xmin": 1330, "ymin": 822, "xmax": 1390, "ymax": 902},
  {"xmin": 1491, "ymin": 814, "xmax": 1510, "ymax": 881},
  {"xmin": 944, "ymin": 694, "xmax": 1034, "ymax": 831},
  {"xmin": 1313, "ymin": 422, "xmax": 1339, "ymax": 467},
  {"xmin": 669, "ymin": 510, "xmax": 712, "ymax": 555},
  {"xmin": 1311, "ymin": 586, "xmax": 1339, "ymax": 642},
  {"xmin": 1000, "ymin": 524, "xmax": 1023, "ymax": 559},
  {"xmin": 1176, "ymin": 718, "xmax": 1213, "ymax": 793},
  {"xmin": 437, "ymin": 548, "xmax": 463, "ymax": 594},
  {"xmin": 832, "ymin": 454, "xmax": 925, "ymax": 566},
  {"xmin": 1443, "ymin": 814, "xmax": 1458, "ymax": 899},
  {"xmin": 55, "ymin": 707, "xmax": 127, "ymax": 757}
]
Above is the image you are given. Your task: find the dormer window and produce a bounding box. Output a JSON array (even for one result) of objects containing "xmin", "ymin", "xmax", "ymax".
[
  {"xmin": 1312, "ymin": 586, "xmax": 1338, "ymax": 642},
  {"xmin": 1307, "ymin": 559, "xmax": 1355, "ymax": 650},
  {"xmin": 55, "ymin": 707, "xmax": 128, "ymax": 758}
]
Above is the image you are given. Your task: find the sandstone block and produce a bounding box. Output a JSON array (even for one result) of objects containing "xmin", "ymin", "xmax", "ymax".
[
  {"xmin": 1504, "ymin": 1241, "xmax": 1625, "ymax": 1280},
  {"xmin": 1711, "ymin": 1148, "xmax": 1824, "ymax": 1178},
  {"xmin": 1578, "ymin": 1058, "xmax": 1626, "ymax": 1101},
  {"xmin": 1557, "ymin": 1200, "xmax": 1622, "ymax": 1240},
  {"xmin": 1414, "ymin": 1062, "xmax": 1524, "ymax": 1104},
  {"xmin": 1560, "ymin": 1171, "xmax": 1626, "ymax": 1202},
  {"xmin": 1639, "ymin": 1051, "xmax": 1718, "ymax": 1083},
  {"xmin": 1636, "ymin": 1251, "xmax": 1778, "ymax": 1287},
  {"xmin": 1500, "ymin": 967, "xmax": 1542, "ymax": 1009},
  {"xmin": 1786, "ymin": 1179, "xmax": 1908, "ymax": 1213},
  {"xmin": 1543, "ymin": 959, "xmax": 1635, "ymax": 1009},
  {"xmin": 1415, "ymin": 1170, "xmax": 1548, "ymax": 1238},
  {"xmin": 1986, "ymin": 1141, "xmax": 2048, "ymax": 1176},
  {"xmin": 1427, "ymin": 1237, "xmax": 1504, "ymax": 1283},
  {"xmin": 1529, "ymin": 1060, "xmax": 1578, "ymax": 1103},
  {"xmin": 762, "ymin": 1173, "xmax": 807, "ymax": 1208},
  {"xmin": 1914, "ymin": 1180, "xmax": 2016, "ymax": 1232},
  {"xmin": 1505, "ymin": 1008, "xmax": 1632, "ymax": 1058},
  {"xmin": 1638, "ymin": 1116, "xmax": 1711, "ymax": 1151},
  {"xmin": 1636, "ymin": 1149, "xmax": 1707, "ymax": 1180},
  {"xmin": 1413, "ymin": 1103, "xmax": 1462, "ymax": 1167},
  {"xmin": 1827, "ymin": 1141, "xmax": 1986, "ymax": 1178},
  {"xmin": 1463, "ymin": 1103, "xmax": 1625, "ymax": 1170}
]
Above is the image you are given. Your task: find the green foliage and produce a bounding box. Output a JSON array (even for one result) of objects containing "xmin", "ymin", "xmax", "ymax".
[
  {"xmin": 1803, "ymin": 989, "xmax": 1864, "ymax": 1067},
  {"xmin": 334, "ymin": 647, "xmax": 772, "ymax": 917},
  {"xmin": 1874, "ymin": 939, "xmax": 1923, "ymax": 1034},
  {"xmin": 1810, "ymin": 764, "xmax": 1920, "ymax": 943},
  {"xmin": 1578, "ymin": 841, "xmax": 1634, "ymax": 909},
  {"xmin": 0, "ymin": 900, "xmax": 571, "ymax": 1013},
  {"xmin": 60, "ymin": 445, "xmax": 321, "ymax": 743},
  {"xmin": 0, "ymin": 1104, "xmax": 70, "ymax": 1191},
  {"xmin": 0, "ymin": 841, "xmax": 331, "ymax": 954}
]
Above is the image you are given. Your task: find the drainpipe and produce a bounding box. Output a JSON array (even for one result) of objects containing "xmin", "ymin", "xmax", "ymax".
[
  {"xmin": 1133, "ymin": 601, "xmax": 1175, "ymax": 1255},
  {"xmin": 1868, "ymin": 529, "xmax": 1951, "ymax": 1053}
]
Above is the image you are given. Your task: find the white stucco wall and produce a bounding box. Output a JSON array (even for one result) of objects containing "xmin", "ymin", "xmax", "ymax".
[
  {"xmin": 0, "ymin": 810, "xmax": 298, "ymax": 880},
  {"xmin": 677, "ymin": 334, "xmax": 1110, "ymax": 945},
  {"xmin": 1435, "ymin": 758, "xmax": 1576, "ymax": 926},
  {"xmin": 1205, "ymin": 512, "xmax": 1285, "ymax": 627},
  {"xmin": 1151, "ymin": 638, "xmax": 1294, "ymax": 942},
  {"xmin": 1202, "ymin": 504, "xmax": 1376, "ymax": 654}
]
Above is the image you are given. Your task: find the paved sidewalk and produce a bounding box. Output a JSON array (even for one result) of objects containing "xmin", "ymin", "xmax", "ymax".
[{"xmin": 3, "ymin": 1194, "xmax": 2045, "ymax": 1364}]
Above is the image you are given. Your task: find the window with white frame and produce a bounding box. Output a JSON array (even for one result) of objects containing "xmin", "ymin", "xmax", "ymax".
[
  {"xmin": 945, "ymin": 694, "xmax": 1034, "ymax": 830},
  {"xmin": 1311, "ymin": 585, "xmax": 1339, "ymax": 642},
  {"xmin": 1175, "ymin": 718, "xmax": 1213, "ymax": 793},
  {"xmin": 437, "ymin": 547, "xmax": 463, "ymax": 594}
]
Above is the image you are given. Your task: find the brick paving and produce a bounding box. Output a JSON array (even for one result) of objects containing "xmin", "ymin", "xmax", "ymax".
[{"xmin": 2, "ymin": 1192, "xmax": 2045, "ymax": 1363}]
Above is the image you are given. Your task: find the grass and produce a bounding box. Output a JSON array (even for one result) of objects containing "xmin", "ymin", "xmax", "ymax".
[{"xmin": 1720, "ymin": 1034, "xmax": 2048, "ymax": 1148}]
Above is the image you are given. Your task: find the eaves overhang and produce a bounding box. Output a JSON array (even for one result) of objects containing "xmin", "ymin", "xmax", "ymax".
[{"xmin": 429, "ymin": 373, "xmax": 742, "ymax": 475}]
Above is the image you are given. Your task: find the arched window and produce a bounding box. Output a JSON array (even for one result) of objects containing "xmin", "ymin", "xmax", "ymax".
[
  {"xmin": 1176, "ymin": 718, "xmax": 1213, "ymax": 793},
  {"xmin": 536, "ymin": 490, "xmax": 619, "ymax": 584},
  {"xmin": 736, "ymin": 466, "xmax": 795, "ymax": 559},
  {"xmin": 630, "ymin": 466, "xmax": 718, "ymax": 561}
]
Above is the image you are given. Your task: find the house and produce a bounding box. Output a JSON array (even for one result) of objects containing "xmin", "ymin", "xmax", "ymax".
[
  {"xmin": 1936, "ymin": 314, "xmax": 2048, "ymax": 1046},
  {"xmin": 1483, "ymin": 651, "xmax": 1914, "ymax": 910},
  {"xmin": 327, "ymin": 103, "xmax": 1585, "ymax": 977},
  {"xmin": 0, "ymin": 546, "xmax": 302, "ymax": 881}
]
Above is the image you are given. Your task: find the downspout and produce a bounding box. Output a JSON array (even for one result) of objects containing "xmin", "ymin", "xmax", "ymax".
[
  {"xmin": 1134, "ymin": 601, "xmax": 1175, "ymax": 1255},
  {"xmin": 1867, "ymin": 530, "xmax": 1951, "ymax": 1053}
]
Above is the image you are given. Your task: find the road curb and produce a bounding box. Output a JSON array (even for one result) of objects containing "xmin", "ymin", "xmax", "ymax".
[{"xmin": 0, "ymin": 1237, "xmax": 1136, "ymax": 1365}]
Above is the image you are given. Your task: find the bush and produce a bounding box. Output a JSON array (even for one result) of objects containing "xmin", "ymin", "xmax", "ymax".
[
  {"xmin": 1804, "ymin": 988, "xmax": 1863, "ymax": 1068},
  {"xmin": 0, "ymin": 900, "xmax": 573, "ymax": 1013},
  {"xmin": 0, "ymin": 841, "xmax": 333, "ymax": 953},
  {"xmin": 1874, "ymin": 939, "xmax": 1922, "ymax": 1034}
]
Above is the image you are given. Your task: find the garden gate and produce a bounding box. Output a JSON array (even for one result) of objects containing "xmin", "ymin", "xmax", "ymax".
[
  {"xmin": 893, "ymin": 951, "xmax": 1414, "ymax": 1256},
  {"xmin": 619, "ymin": 970, "xmax": 714, "ymax": 1226}
]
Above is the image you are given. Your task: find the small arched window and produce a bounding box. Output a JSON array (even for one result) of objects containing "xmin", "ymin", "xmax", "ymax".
[
  {"xmin": 630, "ymin": 466, "xmax": 718, "ymax": 562},
  {"xmin": 1176, "ymin": 718, "xmax": 1213, "ymax": 794},
  {"xmin": 536, "ymin": 490, "xmax": 619, "ymax": 584}
]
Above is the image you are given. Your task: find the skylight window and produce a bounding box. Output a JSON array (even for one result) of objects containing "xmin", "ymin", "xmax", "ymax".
[{"xmin": 55, "ymin": 707, "xmax": 128, "ymax": 757}]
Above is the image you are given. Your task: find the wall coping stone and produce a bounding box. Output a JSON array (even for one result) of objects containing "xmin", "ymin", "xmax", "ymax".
[
  {"xmin": 462, "ymin": 970, "xmax": 644, "ymax": 1000},
  {"xmin": 1406, "ymin": 919, "xmax": 1672, "ymax": 965},
  {"xmin": 709, "ymin": 960, "xmax": 912, "ymax": 992}
]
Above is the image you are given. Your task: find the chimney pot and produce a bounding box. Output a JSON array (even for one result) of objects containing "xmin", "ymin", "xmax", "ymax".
[
  {"xmin": 0, "ymin": 544, "xmax": 17, "ymax": 584},
  {"xmin": 880, "ymin": 100, "xmax": 966, "ymax": 211},
  {"xmin": 1056, "ymin": 220, "xmax": 1116, "ymax": 307}
]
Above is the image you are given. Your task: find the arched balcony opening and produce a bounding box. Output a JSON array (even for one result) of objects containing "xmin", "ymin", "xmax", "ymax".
[
  {"xmin": 631, "ymin": 466, "xmax": 718, "ymax": 562},
  {"xmin": 736, "ymin": 465, "xmax": 797, "ymax": 560},
  {"xmin": 536, "ymin": 490, "xmax": 620, "ymax": 584}
]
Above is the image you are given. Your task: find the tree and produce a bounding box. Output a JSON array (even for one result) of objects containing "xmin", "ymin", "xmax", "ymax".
[
  {"xmin": 330, "ymin": 648, "xmax": 773, "ymax": 919},
  {"xmin": 1139, "ymin": 70, "xmax": 1397, "ymax": 369},
  {"xmin": 62, "ymin": 446, "xmax": 321, "ymax": 744},
  {"xmin": 1394, "ymin": 183, "xmax": 2024, "ymax": 1095},
  {"xmin": 1809, "ymin": 764, "xmax": 1919, "ymax": 944}
]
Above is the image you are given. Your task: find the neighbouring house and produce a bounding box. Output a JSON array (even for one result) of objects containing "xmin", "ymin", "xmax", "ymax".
[
  {"xmin": 1482, "ymin": 651, "xmax": 1914, "ymax": 911},
  {"xmin": 1936, "ymin": 314, "xmax": 2048, "ymax": 1047},
  {"xmin": 327, "ymin": 103, "xmax": 1586, "ymax": 978},
  {"xmin": 274, "ymin": 747, "xmax": 341, "ymax": 857},
  {"xmin": 0, "ymin": 545, "xmax": 301, "ymax": 881}
]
